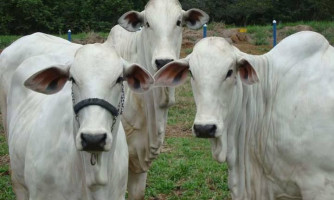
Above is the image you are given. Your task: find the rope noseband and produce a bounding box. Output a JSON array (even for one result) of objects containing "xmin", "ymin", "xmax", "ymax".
[{"xmin": 74, "ymin": 98, "xmax": 119, "ymax": 117}]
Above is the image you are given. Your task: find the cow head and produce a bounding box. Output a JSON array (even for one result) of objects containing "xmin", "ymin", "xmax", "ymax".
[
  {"xmin": 24, "ymin": 44, "xmax": 153, "ymax": 153},
  {"xmin": 154, "ymin": 37, "xmax": 259, "ymax": 162},
  {"xmin": 118, "ymin": 0, "xmax": 209, "ymax": 72}
]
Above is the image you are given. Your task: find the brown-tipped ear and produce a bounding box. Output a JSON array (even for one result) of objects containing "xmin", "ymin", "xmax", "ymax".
[
  {"xmin": 24, "ymin": 67, "xmax": 69, "ymax": 95},
  {"xmin": 124, "ymin": 64, "xmax": 154, "ymax": 93},
  {"xmin": 118, "ymin": 11, "xmax": 144, "ymax": 32},
  {"xmin": 182, "ymin": 9, "xmax": 209, "ymax": 30},
  {"xmin": 154, "ymin": 59, "xmax": 190, "ymax": 87},
  {"xmin": 237, "ymin": 59, "xmax": 259, "ymax": 85}
]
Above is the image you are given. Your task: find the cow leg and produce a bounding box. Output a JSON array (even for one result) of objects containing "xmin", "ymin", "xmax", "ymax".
[
  {"xmin": 127, "ymin": 170, "xmax": 147, "ymax": 200},
  {"xmin": 12, "ymin": 181, "xmax": 28, "ymax": 200}
]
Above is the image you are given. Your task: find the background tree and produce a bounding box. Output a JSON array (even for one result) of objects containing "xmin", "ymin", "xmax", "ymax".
[{"xmin": 0, "ymin": 0, "xmax": 333, "ymax": 34}]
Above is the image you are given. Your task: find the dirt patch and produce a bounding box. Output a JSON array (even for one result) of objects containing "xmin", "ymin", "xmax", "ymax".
[
  {"xmin": 166, "ymin": 124, "xmax": 192, "ymax": 138},
  {"xmin": 235, "ymin": 42, "xmax": 271, "ymax": 55},
  {"xmin": 220, "ymin": 28, "xmax": 250, "ymax": 44},
  {"xmin": 149, "ymin": 194, "xmax": 169, "ymax": 200},
  {"xmin": 181, "ymin": 24, "xmax": 315, "ymax": 58},
  {"xmin": 0, "ymin": 154, "xmax": 9, "ymax": 166}
]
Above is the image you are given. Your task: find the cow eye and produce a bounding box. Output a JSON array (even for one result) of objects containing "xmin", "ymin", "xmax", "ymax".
[
  {"xmin": 116, "ymin": 77, "xmax": 124, "ymax": 84},
  {"xmin": 69, "ymin": 77, "xmax": 76, "ymax": 84},
  {"xmin": 146, "ymin": 22, "xmax": 150, "ymax": 28},
  {"xmin": 225, "ymin": 69, "xmax": 233, "ymax": 79},
  {"xmin": 189, "ymin": 70, "xmax": 194, "ymax": 79},
  {"xmin": 176, "ymin": 20, "xmax": 181, "ymax": 26}
]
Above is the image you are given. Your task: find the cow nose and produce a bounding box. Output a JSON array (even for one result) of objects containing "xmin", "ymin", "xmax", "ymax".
[
  {"xmin": 155, "ymin": 59, "xmax": 174, "ymax": 70},
  {"xmin": 193, "ymin": 124, "xmax": 217, "ymax": 138},
  {"xmin": 81, "ymin": 133, "xmax": 107, "ymax": 151}
]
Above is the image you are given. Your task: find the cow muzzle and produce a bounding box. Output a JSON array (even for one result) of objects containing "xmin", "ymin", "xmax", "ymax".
[
  {"xmin": 193, "ymin": 124, "xmax": 217, "ymax": 138},
  {"xmin": 80, "ymin": 133, "xmax": 107, "ymax": 152},
  {"xmin": 155, "ymin": 59, "xmax": 174, "ymax": 70}
]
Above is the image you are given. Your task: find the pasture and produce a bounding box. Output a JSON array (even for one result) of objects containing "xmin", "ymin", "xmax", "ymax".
[{"xmin": 0, "ymin": 21, "xmax": 334, "ymax": 200}]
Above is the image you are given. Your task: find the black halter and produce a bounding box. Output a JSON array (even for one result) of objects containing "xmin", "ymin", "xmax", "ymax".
[
  {"xmin": 71, "ymin": 83, "xmax": 125, "ymax": 166},
  {"xmin": 74, "ymin": 98, "xmax": 119, "ymax": 117}
]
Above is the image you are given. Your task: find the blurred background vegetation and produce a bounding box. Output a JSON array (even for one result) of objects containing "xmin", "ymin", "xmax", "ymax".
[{"xmin": 0, "ymin": 0, "xmax": 333, "ymax": 34}]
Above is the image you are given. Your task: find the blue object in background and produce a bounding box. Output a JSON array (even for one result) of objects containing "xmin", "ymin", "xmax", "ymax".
[
  {"xmin": 68, "ymin": 30, "xmax": 72, "ymax": 42},
  {"xmin": 273, "ymin": 20, "xmax": 277, "ymax": 47},
  {"xmin": 203, "ymin": 24, "xmax": 207, "ymax": 38}
]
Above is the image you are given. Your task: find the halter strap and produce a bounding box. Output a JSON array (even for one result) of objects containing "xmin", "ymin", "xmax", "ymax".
[{"xmin": 73, "ymin": 98, "xmax": 119, "ymax": 117}]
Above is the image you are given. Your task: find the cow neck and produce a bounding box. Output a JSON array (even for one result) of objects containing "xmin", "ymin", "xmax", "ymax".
[
  {"xmin": 226, "ymin": 52, "xmax": 275, "ymax": 199},
  {"xmin": 132, "ymin": 29, "xmax": 175, "ymax": 165},
  {"xmin": 81, "ymin": 119, "xmax": 121, "ymax": 188},
  {"xmin": 71, "ymin": 108, "xmax": 122, "ymax": 187}
]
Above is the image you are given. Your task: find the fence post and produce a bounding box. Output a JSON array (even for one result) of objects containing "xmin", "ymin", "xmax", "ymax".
[
  {"xmin": 68, "ymin": 30, "xmax": 72, "ymax": 42},
  {"xmin": 203, "ymin": 24, "xmax": 207, "ymax": 38},
  {"xmin": 273, "ymin": 20, "xmax": 277, "ymax": 47}
]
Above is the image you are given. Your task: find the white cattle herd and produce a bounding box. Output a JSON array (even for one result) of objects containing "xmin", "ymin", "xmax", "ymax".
[{"xmin": 0, "ymin": 1, "xmax": 333, "ymax": 200}]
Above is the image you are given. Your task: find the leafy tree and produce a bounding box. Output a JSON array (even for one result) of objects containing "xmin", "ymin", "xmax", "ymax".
[{"xmin": 0, "ymin": 0, "xmax": 333, "ymax": 34}]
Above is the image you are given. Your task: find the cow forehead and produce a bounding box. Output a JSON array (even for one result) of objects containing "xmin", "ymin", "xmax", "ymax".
[
  {"xmin": 146, "ymin": 0, "xmax": 181, "ymax": 10},
  {"xmin": 145, "ymin": 0, "xmax": 182, "ymax": 22},
  {"xmin": 71, "ymin": 44, "xmax": 123, "ymax": 80},
  {"xmin": 190, "ymin": 38, "xmax": 236, "ymax": 74}
]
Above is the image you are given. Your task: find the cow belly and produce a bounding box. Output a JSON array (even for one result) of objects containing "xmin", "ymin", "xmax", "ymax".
[{"xmin": 257, "ymin": 54, "xmax": 334, "ymax": 198}]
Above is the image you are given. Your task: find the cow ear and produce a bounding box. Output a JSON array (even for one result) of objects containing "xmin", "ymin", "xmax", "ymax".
[
  {"xmin": 124, "ymin": 62, "xmax": 154, "ymax": 93},
  {"xmin": 237, "ymin": 59, "xmax": 259, "ymax": 85},
  {"xmin": 24, "ymin": 66, "xmax": 70, "ymax": 95},
  {"xmin": 118, "ymin": 11, "xmax": 144, "ymax": 32},
  {"xmin": 182, "ymin": 9, "xmax": 209, "ymax": 30},
  {"xmin": 154, "ymin": 58, "xmax": 190, "ymax": 87}
]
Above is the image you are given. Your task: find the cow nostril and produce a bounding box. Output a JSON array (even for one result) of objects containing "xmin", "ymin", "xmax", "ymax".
[
  {"xmin": 155, "ymin": 59, "xmax": 174, "ymax": 70},
  {"xmin": 81, "ymin": 133, "xmax": 107, "ymax": 151},
  {"xmin": 193, "ymin": 124, "xmax": 217, "ymax": 138}
]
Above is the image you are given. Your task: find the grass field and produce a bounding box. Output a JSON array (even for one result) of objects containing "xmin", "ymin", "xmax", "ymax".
[{"xmin": 1, "ymin": 21, "xmax": 334, "ymax": 199}]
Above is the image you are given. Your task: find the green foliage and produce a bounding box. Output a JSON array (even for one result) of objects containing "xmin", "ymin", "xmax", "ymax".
[
  {"xmin": 0, "ymin": 35, "xmax": 21, "ymax": 49},
  {"xmin": 0, "ymin": 0, "xmax": 134, "ymax": 34},
  {"xmin": 180, "ymin": 0, "xmax": 334, "ymax": 26},
  {"xmin": 1, "ymin": 0, "xmax": 334, "ymax": 34}
]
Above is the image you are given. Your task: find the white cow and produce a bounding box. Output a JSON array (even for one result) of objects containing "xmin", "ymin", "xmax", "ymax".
[
  {"xmin": 2, "ymin": 33, "xmax": 154, "ymax": 200},
  {"xmin": 154, "ymin": 31, "xmax": 334, "ymax": 200},
  {"xmin": 106, "ymin": 0, "xmax": 209, "ymax": 199}
]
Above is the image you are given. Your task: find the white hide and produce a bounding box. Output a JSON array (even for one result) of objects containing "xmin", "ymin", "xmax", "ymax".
[
  {"xmin": 154, "ymin": 31, "xmax": 334, "ymax": 200},
  {"xmin": 105, "ymin": 0, "xmax": 209, "ymax": 199},
  {"xmin": 0, "ymin": 33, "xmax": 81, "ymax": 134},
  {"xmin": 1, "ymin": 33, "xmax": 152, "ymax": 200}
]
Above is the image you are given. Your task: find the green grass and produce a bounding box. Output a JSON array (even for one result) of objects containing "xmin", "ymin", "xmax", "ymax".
[
  {"xmin": 247, "ymin": 25, "xmax": 271, "ymax": 45},
  {"xmin": 168, "ymin": 79, "xmax": 195, "ymax": 129},
  {"xmin": 0, "ymin": 132, "xmax": 15, "ymax": 200},
  {"xmin": 0, "ymin": 36, "xmax": 21, "ymax": 49},
  {"xmin": 59, "ymin": 32, "xmax": 109, "ymax": 41},
  {"xmin": 0, "ymin": 32, "xmax": 109, "ymax": 50},
  {"xmin": 146, "ymin": 137, "xmax": 229, "ymax": 200}
]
